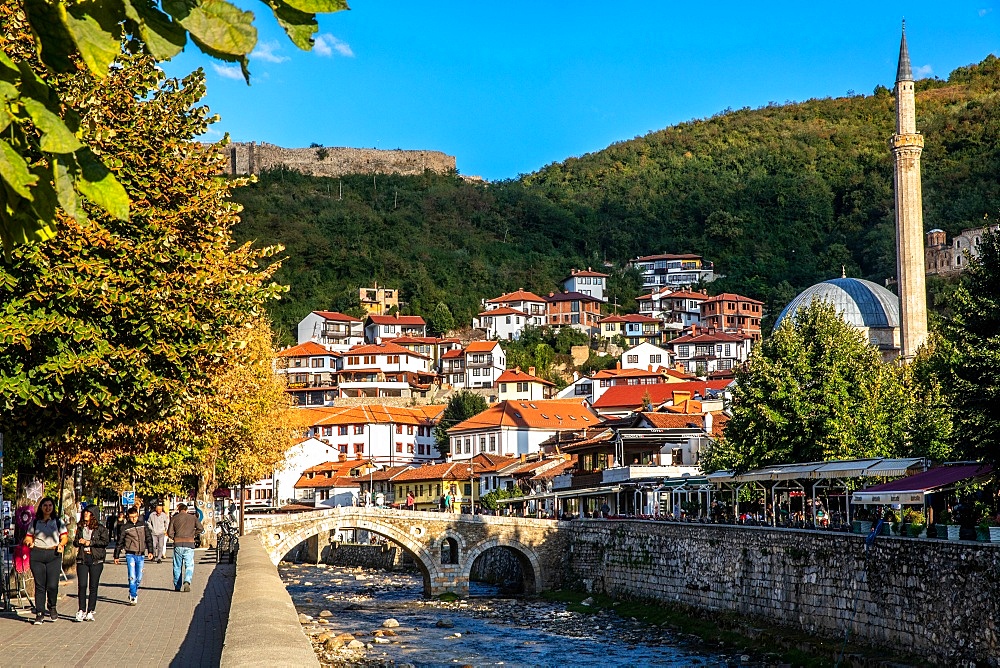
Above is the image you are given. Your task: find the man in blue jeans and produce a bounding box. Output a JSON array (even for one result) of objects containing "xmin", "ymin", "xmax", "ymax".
[
  {"xmin": 167, "ymin": 503, "xmax": 204, "ymax": 592},
  {"xmin": 113, "ymin": 507, "xmax": 154, "ymax": 605}
]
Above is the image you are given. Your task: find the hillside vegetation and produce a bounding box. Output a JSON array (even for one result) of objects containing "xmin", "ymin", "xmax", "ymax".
[{"xmin": 231, "ymin": 56, "xmax": 1000, "ymax": 342}]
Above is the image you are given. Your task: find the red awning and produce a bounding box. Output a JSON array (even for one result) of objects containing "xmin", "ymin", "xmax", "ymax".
[
  {"xmin": 213, "ymin": 488, "xmax": 232, "ymax": 498},
  {"xmin": 852, "ymin": 464, "xmax": 993, "ymax": 505}
]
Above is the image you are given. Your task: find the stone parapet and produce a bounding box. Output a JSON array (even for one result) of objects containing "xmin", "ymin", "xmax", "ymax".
[
  {"xmin": 224, "ymin": 142, "xmax": 456, "ymax": 178},
  {"xmin": 221, "ymin": 534, "xmax": 320, "ymax": 668}
]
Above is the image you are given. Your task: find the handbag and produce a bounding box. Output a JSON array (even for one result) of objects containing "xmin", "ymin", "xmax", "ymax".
[{"xmin": 194, "ymin": 529, "xmax": 204, "ymax": 548}]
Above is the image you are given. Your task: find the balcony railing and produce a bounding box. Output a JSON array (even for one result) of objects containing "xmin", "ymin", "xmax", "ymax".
[{"xmin": 465, "ymin": 356, "xmax": 494, "ymax": 368}]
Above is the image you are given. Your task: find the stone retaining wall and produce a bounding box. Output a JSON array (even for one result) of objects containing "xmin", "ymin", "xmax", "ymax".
[
  {"xmin": 323, "ymin": 543, "xmax": 402, "ymax": 570},
  {"xmin": 221, "ymin": 534, "xmax": 320, "ymax": 668},
  {"xmin": 226, "ymin": 142, "xmax": 456, "ymax": 178},
  {"xmin": 563, "ymin": 521, "xmax": 1000, "ymax": 666}
]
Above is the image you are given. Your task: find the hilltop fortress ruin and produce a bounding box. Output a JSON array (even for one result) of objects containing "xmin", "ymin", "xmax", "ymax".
[{"xmin": 224, "ymin": 142, "xmax": 457, "ymax": 178}]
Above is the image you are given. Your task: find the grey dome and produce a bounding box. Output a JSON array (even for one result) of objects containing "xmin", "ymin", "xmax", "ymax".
[{"xmin": 776, "ymin": 278, "xmax": 900, "ymax": 330}]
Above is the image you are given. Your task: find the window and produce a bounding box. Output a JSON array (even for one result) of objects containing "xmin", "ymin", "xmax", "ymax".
[
  {"xmin": 724, "ymin": 344, "xmax": 731, "ymax": 356},
  {"xmin": 311, "ymin": 358, "xmax": 324, "ymax": 368},
  {"xmin": 417, "ymin": 443, "xmax": 424, "ymax": 455},
  {"xmin": 319, "ymin": 490, "xmax": 329, "ymax": 501},
  {"xmin": 473, "ymin": 368, "xmax": 481, "ymax": 376},
  {"xmin": 506, "ymin": 316, "xmax": 511, "ymax": 324},
  {"xmin": 338, "ymin": 425, "xmax": 348, "ymax": 436},
  {"xmin": 479, "ymin": 437, "xmax": 486, "ymax": 452},
  {"xmin": 354, "ymin": 443, "xmax": 364, "ymax": 453},
  {"xmin": 384, "ymin": 325, "xmax": 392, "ymax": 333},
  {"xmin": 627, "ymin": 355, "xmax": 638, "ymax": 364},
  {"xmin": 407, "ymin": 444, "xmax": 415, "ymax": 454},
  {"xmin": 338, "ymin": 444, "xmax": 347, "ymax": 453},
  {"xmin": 650, "ymin": 354, "xmax": 661, "ymax": 364},
  {"xmin": 322, "ymin": 426, "xmax": 333, "ymax": 436},
  {"xmin": 396, "ymin": 424, "xmax": 403, "ymax": 434},
  {"xmin": 354, "ymin": 425, "xmax": 364, "ymax": 435},
  {"xmin": 407, "ymin": 425, "xmax": 414, "ymax": 435},
  {"xmin": 499, "ymin": 383, "xmax": 507, "ymax": 393},
  {"xmin": 489, "ymin": 436, "xmax": 496, "ymax": 451},
  {"xmin": 465, "ymin": 439, "xmax": 471, "ymax": 453},
  {"xmin": 575, "ymin": 383, "xmax": 592, "ymax": 395},
  {"xmin": 517, "ymin": 382, "xmax": 528, "ymax": 392},
  {"xmin": 396, "ymin": 442, "xmax": 403, "ymax": 453},
  {"xmin": 571, "ymin": 314, "xmax": 580, "ymax": 325},
  {"xmin": 678, "ymin": 345, "xmax": 690, "ymax": 357}
]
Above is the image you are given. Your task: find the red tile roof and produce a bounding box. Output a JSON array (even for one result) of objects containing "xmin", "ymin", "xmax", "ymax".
[
  {"xmin": 598, "ymin": 314, "xmax": 661, "ymax": 324},
  {"xmin": 294, "ymin": 460, "xmax": 372, "ymax": 488},
  {"xmin": 449, "ymin": 399, "xmax": 599, "ymax": 433},
  {"xmin": 277, "ymin": 341, "xmax": 339, "ymax": 358},
  {"xmin": 544, "ymin": 291, "xmax": 602, "ymax": 303},
  {"xmin": 367, "ymin": 465, "xmax": 415, "ymax": 482},
  {"xmin": 486, "ymin": 289, "xmax": 546, "ymax": 303},
  {"xmin": 565, "ymin": 269, "xmax": 609, "ymax": 278},
  {"xmin": 592, "ymin": 381, "xmax": 732, "ymax": 410},
  {"xmin": 471, "ymin": 453, "xmax": 520, "ymax": 472},
  {"xmin": 313, "ymin": 311, "xmax": 363, "ymax": 323},
  {"xmin": 478, "ymin": 306, "xmax": 528, "ymax": 317},
  {"xmin": 464, "ymin": 341, "xmax": 501, "ymax": 353},
  {"xmin": 496, "ymin": 368, "xmax": 554, "ymax": 386},
  {"xmin": 442, "ymin": 349, "xmax": 464, "ymax": 359},
  {"xmin": 392, "ymin": 462, "xmax": 478, "ymax": 482},
  {"xmin": 310, "ymin": 404, "xmax": 441, "ymax": 427},
  {"xmin": 347, "ymin": 342, "xmax": 430, "ymax": 359},
  {"xmin": 634, "ymin": 253, "xmax": 703, "ymax": 261},
  {"xmin": 367, "ymin": 314, "xmax": 426, "ymax": 326},
  {"xmin": 388, "ymin": 336, "xmax": 458, "ymax": 345}
]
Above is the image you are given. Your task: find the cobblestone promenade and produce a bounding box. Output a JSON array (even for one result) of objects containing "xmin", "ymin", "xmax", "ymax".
[{"xmin": 0, "ymin": 548, "xmax": 234, "ymax": 667}]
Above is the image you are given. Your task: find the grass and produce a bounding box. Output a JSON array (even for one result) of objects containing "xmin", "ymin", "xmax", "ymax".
[{"xmin": 540, "ymin": 590, "xmax": 929, "ymax": 668}]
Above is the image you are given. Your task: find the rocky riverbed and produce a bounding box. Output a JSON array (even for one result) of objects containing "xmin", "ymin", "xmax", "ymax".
[{"xmin": 280, "ymin": 564, "xmax": 769, "ymax": 667}]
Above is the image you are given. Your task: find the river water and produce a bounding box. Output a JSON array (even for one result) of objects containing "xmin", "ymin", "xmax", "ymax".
[{"xmin": 280, "ymin": 564, "xmax": 762, "ymax": 668}]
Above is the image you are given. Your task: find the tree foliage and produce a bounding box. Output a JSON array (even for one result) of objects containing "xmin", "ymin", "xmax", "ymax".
[
  {"xmin": 433, "ymin": 390, "xmax": 489, "ymax": 458},
  {"xmin": 0, "ymin": 51, "xmax": 282, "ymax": 465},
  {"xmin": 0, "ymin": 0, "xmax": 347, "ymax": 248},
  {"xmin": 702, "ymin": 301, "xmax": 910, "ymax": 473},
  {"xmin": 936, "ymin": 228, "xmax": 1000, "ymax": 469}
]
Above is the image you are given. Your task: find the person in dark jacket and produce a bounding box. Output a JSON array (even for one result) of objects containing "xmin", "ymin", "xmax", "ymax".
[
  {"xmin": 73, "ymin": 506, "xmax": 110, "ymax": 621},
  {"xmin": 167, "ymin": 503, "xmax": 204, "ymax": 592},
  {"xmin": 113, "ymin": 507, "xmax": 153, "ymax": 605}
]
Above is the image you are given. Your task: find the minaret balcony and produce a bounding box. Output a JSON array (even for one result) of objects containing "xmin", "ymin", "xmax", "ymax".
[{"xmin": 891, "ymin": 134, "xmax": 924, "ymax": 149}]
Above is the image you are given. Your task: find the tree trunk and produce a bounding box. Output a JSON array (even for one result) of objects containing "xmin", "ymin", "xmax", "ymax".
[
  {"xmin": 196, "ymin": 471, "xmax": 217, "ymax": 550},
  {"xmin": 59, "ymin": 466, "xmax": 78, "ymax": 570}
]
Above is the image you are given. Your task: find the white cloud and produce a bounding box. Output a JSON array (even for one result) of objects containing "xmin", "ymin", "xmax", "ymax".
[
  {"xmin": 314, "ymin": 34, "xmax": 354, "ymax": 58},
  {"xmin": 979, "ymin": 8, "xmax": 993, "ymax": 17},
  {"xmin": 914, "ymin": 64, "xmax": 934, "ymax": 78},
  {"xmin": 253, "ymin": 41, "xmax": 289, "ymax": 64},
  {"xmin": 211, "ymin": 63, "xmax": 244, "ymax": 80}
]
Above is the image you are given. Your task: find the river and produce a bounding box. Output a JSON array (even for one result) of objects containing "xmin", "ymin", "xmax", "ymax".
[{"xmin": 280, "ymin": 563, "xmax": 763, "ymax": 667}]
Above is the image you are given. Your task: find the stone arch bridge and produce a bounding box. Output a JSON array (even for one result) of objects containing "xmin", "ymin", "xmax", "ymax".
[{"xmin": 245, "ymin": 508, "xmax": 571, "ymax": 597}]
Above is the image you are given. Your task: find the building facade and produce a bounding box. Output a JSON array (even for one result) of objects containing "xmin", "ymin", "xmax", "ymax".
[
  {"xmin": 296, "ymin": 311, "xmax": 365, "ymax": 349},
  {"xmin": 561, "ymin": 268, "xmax": 609, "ymax": 302},
  {"xmin": 699, "ymin": 293, "xmax": 763, "ymax": 340},
  {"xmin": 630, "ymin": 254, "xmax": 716, "ymax": 291}
]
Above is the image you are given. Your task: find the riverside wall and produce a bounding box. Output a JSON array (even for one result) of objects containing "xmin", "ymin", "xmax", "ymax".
[
  {"xmin": 225, "ymin": 142, "xmax": 455, "ymax": 177},
  {"xmin": 563, "ymin": 521, "xmax": 1000, "ymax": 666}
]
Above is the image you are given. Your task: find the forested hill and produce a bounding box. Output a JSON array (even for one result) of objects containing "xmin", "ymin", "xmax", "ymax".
[{"xmin": 231, "ymin": 55, "xmax": 1000, "ymax": 343}]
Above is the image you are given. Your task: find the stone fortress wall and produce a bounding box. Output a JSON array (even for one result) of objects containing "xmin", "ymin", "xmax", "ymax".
[
  {"xmin": 564, "ymin": 521, "xmax": 1000, "ymax": 666},
  {"xmin": 224, "ymin": 142, "xmax": 456, "ymax": 178}
]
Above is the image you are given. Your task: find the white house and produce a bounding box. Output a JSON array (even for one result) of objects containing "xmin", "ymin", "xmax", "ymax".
[
  {"xmin": 339, "ymin": 342, "xmax": 435, "ymax": 398},
  {"xmin": 293, "ymin": 457, "xmax": 377, "ymax": 508},
  {"xmin": 296, "ymin": 311, "xmax": 365, "ymax": 350},
  {"xmin": 306, "ymin": 403, "xmax": 444, "ymax": 466},
  {"xmin": 597, "ymin": 314, "xmax": 662, "ymax": 346},
  {"xmin": 364, "ymin": 314, "xmax": 427, "ymax": 344},
  {"xmin": 561, "ymin": 268, "xmax": 609, "ymax": 302},
  {"xmin": 495, "ymin": 367, "xmax": 555, "ymax": 401},
  {"xmin": 275, "ymin": 341, "xmax": 342, "ymax": 408},
  {"xmin": 481, "ymin": 289, "xmax": 548, "ymax": 319},
  {"xmin": 635, "ymin": 288, "xmax": 706, "ymax": 337},
  {"xmin": 621, "ymin": 342, "xmax": 672, "ymax": 371},
  {"xmin": 630, "ymin": 254, "xmax": 716, "ymax": 291},
  {"xmin": 463, "ymin": 340, "xmax": 506, "ymax": 389},
  {"xmin": 664, "ymin": 326, "xmax": 753, "ymax": 375},
  {"xmin": 447, "ymin": 399, "xmax": 600, "ymax": 461},
  {"xmin": 245, "ymin": 437, "xmax": 340, "ymax": 508},
  {"xmin": 441, "ymin": 348, "xmax": 466, "ymax": 388},
  {"xmin": 473, "ymin": 307, "xmax": 543, "ymax": 341}
]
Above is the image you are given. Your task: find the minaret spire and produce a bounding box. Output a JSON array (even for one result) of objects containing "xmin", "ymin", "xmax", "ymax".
[
  {"xmin": 896, "ymin": 20, "xmax": 913, "ymax": 82},
  {"xmin": 890, "ymin": 22, "xmax": 928, "ymax": 359}
]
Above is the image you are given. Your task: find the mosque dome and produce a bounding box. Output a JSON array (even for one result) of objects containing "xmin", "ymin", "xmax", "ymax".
[{"xmin": 775, "ymin": 278, "xmax": 900, "ymax": 330}]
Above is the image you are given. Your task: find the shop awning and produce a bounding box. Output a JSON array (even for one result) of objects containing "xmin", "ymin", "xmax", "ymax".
[
  {"xmin": 861, "ymin": 458, "xmax": 925, "ymax": 477},
  {"xmin": 851, "ymin": 464, "xmax": 993, "ymax": 505}
]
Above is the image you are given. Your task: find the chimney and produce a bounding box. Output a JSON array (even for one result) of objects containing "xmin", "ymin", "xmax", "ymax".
[
  {"xmin": 338, "ymin": 453, "xmax": 348, "ymax": 462},
  {"xmin": 691, "ymin": 324, "xmax": 697, "ymax": 335},
  {"xmin": 549, "ymin": 292, "xmax": 555, "ymax": 298},
  {"xmin": 520, "ymin": 454, "xmax": 526, "ymax": 463},
  {"xmin": 703, "ymin": 411, "xmax": 713, "ymax": 434},
  {"xmin": 648, "ymin": 365, "xmax": 653, "ymax": 372},
  {"xmin": 616, "ymin": 361, "xmax": 621, "ymax": 370},
  {"xmin": 528, "ymin": 366, "xmax": 536, "ymax": 377}
]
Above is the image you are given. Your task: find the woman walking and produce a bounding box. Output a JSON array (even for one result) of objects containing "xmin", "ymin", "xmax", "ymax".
[
  {"xmin": 23, "ymin": 497, "xmax": 68, "ymax": 624},
  {"xmin": 73, "ymin": 506, "xmax": 110, "ymax": 622}
]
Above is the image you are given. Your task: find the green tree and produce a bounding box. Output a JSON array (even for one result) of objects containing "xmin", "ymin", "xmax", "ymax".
[
  {"xmin": 480, "ymin": 485, "xmax": 522, "ymax": 511},
  {"xmin": 427, "ymin": 302, "xmax": 455, "ymax": 336},
  {"xmin": 0, "ymin": 53, "xmax": 282, "ymax": 467},
  {"xmin": 938, "ymin": 229, "xmax": 1000, "ymax": 468},
  {"xmin": 433, "ymin": 390, "xmax": 489, "ymax": 458},
  {"xmin": 702, "ymin": 301, "xmax": 909, "ymax": 473},
  {"xmin": 0, "ymin": 0, "xmax": 347, "ymax": 247}
]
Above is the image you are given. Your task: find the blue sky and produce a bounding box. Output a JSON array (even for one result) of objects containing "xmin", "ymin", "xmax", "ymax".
[{"xmin": 163, "ymin": 2, "xmax": 999, "ymax": 181}]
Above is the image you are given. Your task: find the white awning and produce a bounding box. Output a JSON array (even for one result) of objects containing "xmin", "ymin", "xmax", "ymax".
[
  {"xmin": 814, "ymin": 459, "xmax": 884, "ymax": 478},
  {"xmin": 861, "ymin": 458, "xmax": 925, "ymax": 477},
  {"xmin": 852, "ymin": 490, "xmax": 925, "ymax": 505}
]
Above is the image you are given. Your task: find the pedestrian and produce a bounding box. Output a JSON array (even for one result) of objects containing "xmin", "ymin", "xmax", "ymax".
[
  {"xmin": 167, "ymin": 503, "xmax": 204, "ymax": 593},
  {"xmin": 147, "ymin": 501, "xmax": 170, "ymax": 563},
  {"xmin": 405, "ymin": 491, "xmax": 415, "ymax": 511},
  {"xmin": 600, "ymin": 501, "xmax": 611, "ymax": 519},
  {"xmin": 444, "ymin": 492, "xmax": 452, "ymax": 513},
  {"xmin": 73, "ymin": 506, "xmax": 110, "ymax": 622},
  {"xmin": 113, "ymin": 506, "xmax": 154, "ymax": 605},
  {"xmin": 23, "ymin": 496, "xmax": 68, "ymax": 624},
  {"xmin": 113, "ymin": 509, "xmax": 126, "ymax": 543}
]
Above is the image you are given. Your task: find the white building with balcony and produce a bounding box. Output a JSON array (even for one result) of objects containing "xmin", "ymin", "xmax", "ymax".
[
  {"xmin": 631, "ymin": 254, "xmax": 716, "ymax": 291},
  {"xmin": 561, "ymin": 268, "xmax": 609, "ymax": 302},
  {"xmin": 275, "ymin": 341, "xmax": 341, "ymax": 407},
  {"xmin": 296, "ymin": 311, "xmax": 365, "ymax": 351},
  {"xmin": 462, "ymin": 340, "xmax": 506, "ymax": 389},
  {"xmin": 338, "ymin": 342, "xmax": 435, "ymax": 398}
]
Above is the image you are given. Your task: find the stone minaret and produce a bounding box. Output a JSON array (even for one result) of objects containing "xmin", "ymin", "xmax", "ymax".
[{"xmin": 891, "ymin": 22, "xmax": 928, "ymax": 359}]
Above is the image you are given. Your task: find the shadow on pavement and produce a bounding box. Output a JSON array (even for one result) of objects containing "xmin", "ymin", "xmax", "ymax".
[{"xmin": 169, "ymin": 554, "xmax": 234, "ymax": 668}]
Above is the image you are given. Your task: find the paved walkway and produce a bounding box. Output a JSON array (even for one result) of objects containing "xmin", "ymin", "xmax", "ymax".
[{"xmin": 0, "ymin": 548, "xmax": 234, "ymax": 668}]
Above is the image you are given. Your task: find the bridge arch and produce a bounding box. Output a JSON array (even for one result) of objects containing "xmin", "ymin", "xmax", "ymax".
[
  {"xmin": 462, "ymin": 537, "xmax": 544, "ymax": 595},
  {"xmin": 265, "ymin": 513, "xmax": 441, "ymax": 596}
]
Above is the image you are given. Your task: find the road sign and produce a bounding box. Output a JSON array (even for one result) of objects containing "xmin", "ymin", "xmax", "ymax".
[{"xmin": 121, "ymin": 491, "xmax": 135, "ymax": 507}]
